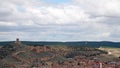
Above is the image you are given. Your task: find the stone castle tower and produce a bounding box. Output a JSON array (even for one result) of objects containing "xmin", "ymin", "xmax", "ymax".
[{"xmin": 15, "ymin": 38, "xmax": 21, "ymax": 45}]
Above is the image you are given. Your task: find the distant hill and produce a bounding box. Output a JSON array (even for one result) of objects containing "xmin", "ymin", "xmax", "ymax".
[{"xmin": 0, "ymin": 41, "xmax": 120, "ymax": 48}]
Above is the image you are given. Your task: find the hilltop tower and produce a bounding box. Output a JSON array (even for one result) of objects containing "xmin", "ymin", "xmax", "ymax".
[{"xmin": 15, "ymin": 38, "xmax": 21, "ymax": 45}]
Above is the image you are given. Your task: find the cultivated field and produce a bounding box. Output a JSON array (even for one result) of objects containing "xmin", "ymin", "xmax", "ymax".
[{"xmin": 99, "ymin": 47, "xmax": 120, "ymax": 57}]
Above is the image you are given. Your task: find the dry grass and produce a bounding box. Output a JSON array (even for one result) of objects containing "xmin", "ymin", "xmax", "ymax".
[{"xmin": 99, "ymin": 47, "xmax": 120, "ymax": 57}]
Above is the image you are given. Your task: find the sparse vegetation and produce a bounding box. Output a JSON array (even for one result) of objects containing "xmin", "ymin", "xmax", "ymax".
[{"xmin": 0, "ymin": 41, "xmax": 120, "ymax": 68}]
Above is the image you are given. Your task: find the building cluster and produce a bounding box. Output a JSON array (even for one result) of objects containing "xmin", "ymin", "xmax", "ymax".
[
  {"xmin": 3, "ymin": 56, "xmax": 120, "ymax": 68},
  {"xmin": 30, "ymin": 46, "xmax": 53, "ymax": 53}
]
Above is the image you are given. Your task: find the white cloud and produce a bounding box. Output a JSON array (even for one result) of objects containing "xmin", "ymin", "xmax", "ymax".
[
  {"xmin": 0, "ymin": 0, "xmax": 120, "ymax": 41},
  {"xmin": 0, "ymin": 21, "xmax": 17, "ymax": 26},
  {"xmin": 27, "ymin": 5, "xmax": 90, "ymax": 25},
  {"xmin": 73, "ymin": 0, "xmax": 120, "ymax": 17}
]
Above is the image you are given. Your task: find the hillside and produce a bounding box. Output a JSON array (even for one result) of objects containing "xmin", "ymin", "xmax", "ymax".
[{"xmin": 0, "ymin": 40, "xmax": 120, "ymax": 68}]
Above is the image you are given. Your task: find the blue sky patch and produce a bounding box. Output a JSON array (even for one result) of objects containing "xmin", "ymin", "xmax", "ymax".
[{"xmin": 17, "ymin": 5, "xmax": 26, "ymax": 13}]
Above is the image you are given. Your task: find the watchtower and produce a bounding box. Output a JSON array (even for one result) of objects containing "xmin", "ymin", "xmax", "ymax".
[{"xmin": 15, "ymin": 38, "xmax": 21, "ymax": 45}]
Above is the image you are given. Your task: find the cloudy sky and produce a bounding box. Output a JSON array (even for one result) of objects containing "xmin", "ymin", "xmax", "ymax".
[{"xmin": 0, "ymin": 0, "xmax": 120, "ymax": 41}]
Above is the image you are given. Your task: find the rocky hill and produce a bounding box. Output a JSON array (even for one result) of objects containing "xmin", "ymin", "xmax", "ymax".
[{"xmin": 0, "ymin": 39, "xmax": 119, "ymax": 68}]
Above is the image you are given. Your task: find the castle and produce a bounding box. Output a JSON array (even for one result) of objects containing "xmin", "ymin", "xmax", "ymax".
[{"xmin": 14, "ymin": 38, "xmax": 21, "ymax": 45}]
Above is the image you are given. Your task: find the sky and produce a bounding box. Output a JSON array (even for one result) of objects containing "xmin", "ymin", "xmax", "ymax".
[{"xmin": 0, "ymin": 0, "xmax": 120, "ymax": 41}]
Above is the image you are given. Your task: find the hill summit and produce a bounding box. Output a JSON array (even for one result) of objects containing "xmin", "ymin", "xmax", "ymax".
[{"xmin": 0, "ymin": 39, "xmax": 120, "ymax": 68}]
